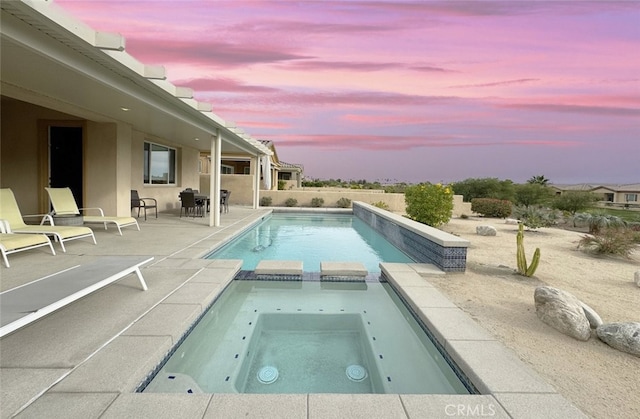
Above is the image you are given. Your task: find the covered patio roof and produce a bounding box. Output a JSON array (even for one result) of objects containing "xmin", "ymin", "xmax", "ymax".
[{"xmin": 0, "ymin": 0, "xmax": 271, "ymax": 157}]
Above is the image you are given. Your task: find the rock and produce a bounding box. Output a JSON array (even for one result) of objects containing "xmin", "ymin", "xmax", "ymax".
[
  {"xmin": 476, "ymin": 225, "xmax": 497, "ymax": 236},
  {"xmin": 505, "ymin": 218, "xmax": 519, "ymax": 225},
  {"xmin": 534, "ymin": 286, "xmax": 591, "ymax": 341},
  {"xmin": 580, "ymin": 302, "xmax": 603, "ymax": 328},
  {"xmin": 635, "ymin": 271, "xmax": 640, "ymax": 288},
  {"xmin": 596, "ymin": 322, "xmax": 640, "ymax": 357}
]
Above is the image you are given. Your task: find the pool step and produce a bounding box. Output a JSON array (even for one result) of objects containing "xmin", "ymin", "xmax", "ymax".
[
  {"xmin": 320, "ymin": 262, "xmax": 368, "ymax": 281},
  {"xmin": 255, "ymin": 260, "xmax": 303, "ymax": 279}
]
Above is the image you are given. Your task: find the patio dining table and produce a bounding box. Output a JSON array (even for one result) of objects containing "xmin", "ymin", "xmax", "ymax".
[{"xmin": 186, "ymin": 191, "xmax": 229, "ymax": 215}]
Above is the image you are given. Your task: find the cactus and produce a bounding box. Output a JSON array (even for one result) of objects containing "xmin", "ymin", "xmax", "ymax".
[{"xmin": 516, "ymin": 223, "xmax": 540, "ymax": 277}]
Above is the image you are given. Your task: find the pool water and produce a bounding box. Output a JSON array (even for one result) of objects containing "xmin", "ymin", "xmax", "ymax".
[
  {"xmin": 205, "ymin": 213, "xmax": 414, "ymax": 272},
  {"xmin": 142, "ymin": 280, "xmax": 470, "ymax": 395}
]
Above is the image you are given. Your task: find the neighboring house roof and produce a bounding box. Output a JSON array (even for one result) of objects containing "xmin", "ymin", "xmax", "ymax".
[
  {"xmin": 258, "ymin": 140, "xmax": 304, "ymax": 173},
  {"xmin": 551, "ymin": 183, "xmax": 640, "ymax": 193},
  {"xmin": 280, "ymin": 161, "xmax": 304, "ymax": 172},
  {"xmin": 1, "ymin": 0, "xmax": 271, "ymax": 157}
]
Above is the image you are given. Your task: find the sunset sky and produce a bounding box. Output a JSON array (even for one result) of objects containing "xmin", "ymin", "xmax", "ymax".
[{"xmin": 56, "ymin": 0, "xmax": 639, "ymax": 184}]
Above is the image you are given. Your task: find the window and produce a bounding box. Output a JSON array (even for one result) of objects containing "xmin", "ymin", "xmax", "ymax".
[
  {"xmin": 144, "ymin": 142, "xmax": 176, "ymax": 184},
  {"xmin": 625, "ymin": 194, "xmax": 638, "ymax": 202},
  {"xmin": 222, "ymin": 165, "xmax": 234, "ymax": 174},
  {"xmin": 243, "ymin": 167, "xmax": 251, "ymax": 175}
]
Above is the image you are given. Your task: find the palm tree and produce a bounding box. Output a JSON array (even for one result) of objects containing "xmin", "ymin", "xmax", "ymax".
[{"xmin": 527, "ymin": 175, "xmax": 550, "ymax": 186}]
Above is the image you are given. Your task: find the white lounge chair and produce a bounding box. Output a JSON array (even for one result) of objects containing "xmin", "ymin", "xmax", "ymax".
[
  {"xmin": 0, "ymin": 255, "xmax": 153, "ymax": 337},
  {"xmin": 0, "ymin": 188, "xmax": 96, "ymax": 252},
  {"xmin": 45, "ymin": 187, "xmax": 139, "ymax": 235},
  {"xmin": 0, "ymin": 220, "xmax": 56, "ymax": 267}
]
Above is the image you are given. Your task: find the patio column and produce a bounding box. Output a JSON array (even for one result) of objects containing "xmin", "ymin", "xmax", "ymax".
[
  {"xmin": 252, "ymin": 155, "xmax": 260, "ymax": 209},
  {"xmin": 209, "ymin": 129, "xmax": 222, "ymax": 227}
]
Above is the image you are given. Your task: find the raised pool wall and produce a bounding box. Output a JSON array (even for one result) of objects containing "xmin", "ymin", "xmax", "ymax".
[{"xmin": 353, "ymin": 202, "xmax": 469, "ymax": 272}]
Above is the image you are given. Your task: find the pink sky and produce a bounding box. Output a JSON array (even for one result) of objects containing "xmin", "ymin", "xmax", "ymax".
[{"xmin": 56, "ymin": 0, "xmax": 639, "ymax": 184}]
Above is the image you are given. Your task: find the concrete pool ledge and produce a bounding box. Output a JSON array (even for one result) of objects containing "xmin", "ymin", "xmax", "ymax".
[{"xmin": 381, "ymin": 263, "xmax": 587, "ymax": 418}]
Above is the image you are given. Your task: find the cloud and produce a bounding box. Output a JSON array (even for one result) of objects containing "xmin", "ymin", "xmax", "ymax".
[
  {"xmin": 122, "ymin": 38, "xmax": 313, "ymax": 68},
  {"xmin": 175, "ymin": 77, "xmax": 280, "ymax": 93},
  {"xmin": 274, "ymin": 134, "xmax": 581, "ymax": 151},
  {"xmin": 450, "ymin": 78, "xmax": 540, "ymax": 89},
  {"xmin": 501, "ymin": 103, "xmax": 640, "ymax": 117}
]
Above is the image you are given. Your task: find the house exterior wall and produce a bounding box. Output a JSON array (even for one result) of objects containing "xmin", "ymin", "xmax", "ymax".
[
  {"xmin": 1, "ymin": 99, "xmax": 81, "ymax": 213},
  {"xmin": 200, "ymin": 174, "xmax": 255, "ymax": 207},
  {"xmin": 131, "ymin": 131, "xmax": 202, "ymax": 213},
  {"xmin": 1, "ymin": 98, "xmax": 204, "ymax": 217}
]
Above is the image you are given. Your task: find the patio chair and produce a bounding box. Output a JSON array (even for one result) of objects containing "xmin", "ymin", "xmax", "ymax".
[
  {"xmin": 0, "ymin": 220, "xmax": 56, "ymax": 267},
  {"xmin": 179, "ymin": 191, "xmax": 203, "ymax": 218},
  {"xmin": 0, "ymin": 188, "xmax": 96, "ymax": 252},
  {"xmin": 46, "ymin": 187, "xmax": 139, "ymax": 235},
  {"xmin": 131, "ymin": 190, "xmax": 157, "ymax": 221},
  {"xmin": 221, "ymin": 190, "xmax": 231, "ymax": 213}
]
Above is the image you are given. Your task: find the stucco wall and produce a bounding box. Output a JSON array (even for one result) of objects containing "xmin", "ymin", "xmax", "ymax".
[
  {"xmin": 131, "ymin": 131, "xmax": 202, "ymax": 213},
  {"xmin": 260, "ymin": 190, "xmax": 405, "ymax": 211},
  {"xmin": 200, "ymin": 174, "xmax": 255, "ymax": 208},
  {"xmin": 0, "ymin": 99, "xmax": 81, "ymax": 213},
  {"xmin": 258, "ymin": 190, "xmax": 471, "ymax": 217}
]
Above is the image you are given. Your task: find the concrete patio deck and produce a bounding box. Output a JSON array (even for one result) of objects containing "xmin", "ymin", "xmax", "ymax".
[{"xmin": 0, "ymin": 206, "xmax": 586, "ymax": 418}]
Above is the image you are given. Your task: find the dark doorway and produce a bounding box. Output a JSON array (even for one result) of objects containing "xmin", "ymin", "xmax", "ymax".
[{"xmin": 49, "ymin": 126, "xmax": 83, "ymax": 207}]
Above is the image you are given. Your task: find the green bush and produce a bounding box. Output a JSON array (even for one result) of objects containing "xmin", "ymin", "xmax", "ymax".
[
  {"xmin": 371, "ymin": 201, "xmax": 389, "ymax": 210},
  {"xmin": 284, "ymin": 198, "xmax": 298, "ymax": 207},
  {"xmin": 260, "ymin": 196, "xmax": 272, "ymax": 207},
  {"xmin": 514, "ymin": 183, "xmax": 553, "ymax": 207},
  {"xmin": 551, "ymin": 191, "xmax": 598, "ymax": 215},
  {"xmin": 404, "ymin": 183, "xmax": 454, "ymax": 227},
  {"xmin": 470, "ymin": 198, "xmax": 512, "ymax": 218},
  {"xmin": 277, "ymin": 180, "xmax": 287, "ymax": 190},
  {"xmin": 449, "ymin": 177, "xmax": 515, "ymax": 202},
  {"xmin": 336, "ymin": 197, "xmax": 352, "ymax": 208},
  {"xmin": 311, "ymin": 197, "xmax": 324, "ymax": 208}
]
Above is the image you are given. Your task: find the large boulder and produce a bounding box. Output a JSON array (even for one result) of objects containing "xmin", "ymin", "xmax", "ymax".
[
  {"xmin": 476, "ymin": 225, "xmax": 497, "ymax": 236},
  {"xmin": 534, "ymin": 286, "xmax": 591, "ymax": 341},
  {"xmin": 596, "ymin": 322, "xmax": 640, "ymax": 357}
]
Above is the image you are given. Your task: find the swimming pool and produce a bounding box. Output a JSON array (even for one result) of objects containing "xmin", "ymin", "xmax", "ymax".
[
  {"xmin": 142, "ymin": 279, "xmax": 470, "ymax": 395},
  {"xmin": 205, "ymin": 213, "xmax": 414, "ymax": 272}
]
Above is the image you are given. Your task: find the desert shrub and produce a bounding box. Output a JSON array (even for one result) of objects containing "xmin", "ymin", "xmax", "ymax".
[
  {"xmin": 512, "ymin": 205, "xmax": 561, "ymax": 229},
  {"xmin": 284, "ymin": 198, "xmax": 298, "ymax": 207},
  {"xmin": 470, "ymin": 198, "xmax": 512, "ymax": 218},
  {"xmin": 260, "ymin": 196, "xmax": 272, "ymax": 207},
  {"xmin": 514, "ymin": 183, "xmax": 553, "ymax": 207},
  {"xmin": 277, "ymin": 180, "xmax": 286, "ymax": 190},
  {"xmin": 310, "ymin": 197, "xmax": 324, "ymax": 207},
  {"xmin": 404, "ymin": 183, "xmax": 454, "ymax": 227},
  {"xmin": 371, "ymin": 201, "xmax": 389, "ymax": 210},
  {"xmin": 450, "ymin": 177, "xmax": 515, "ymax": 202},
  {"xmin": 336, "ymin": 197, "xmax": 352, "ymax": 208},
  {"xmin": 578, "ymin": 228, "xmax": 636, "ymax": 258},
  {"xmin": 572, "ymin": 212, "xmax": 626, "ymax": 234},
  {"xmin": 551, "ymin": 191, "xmax": 598, "ymax": 215}
]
